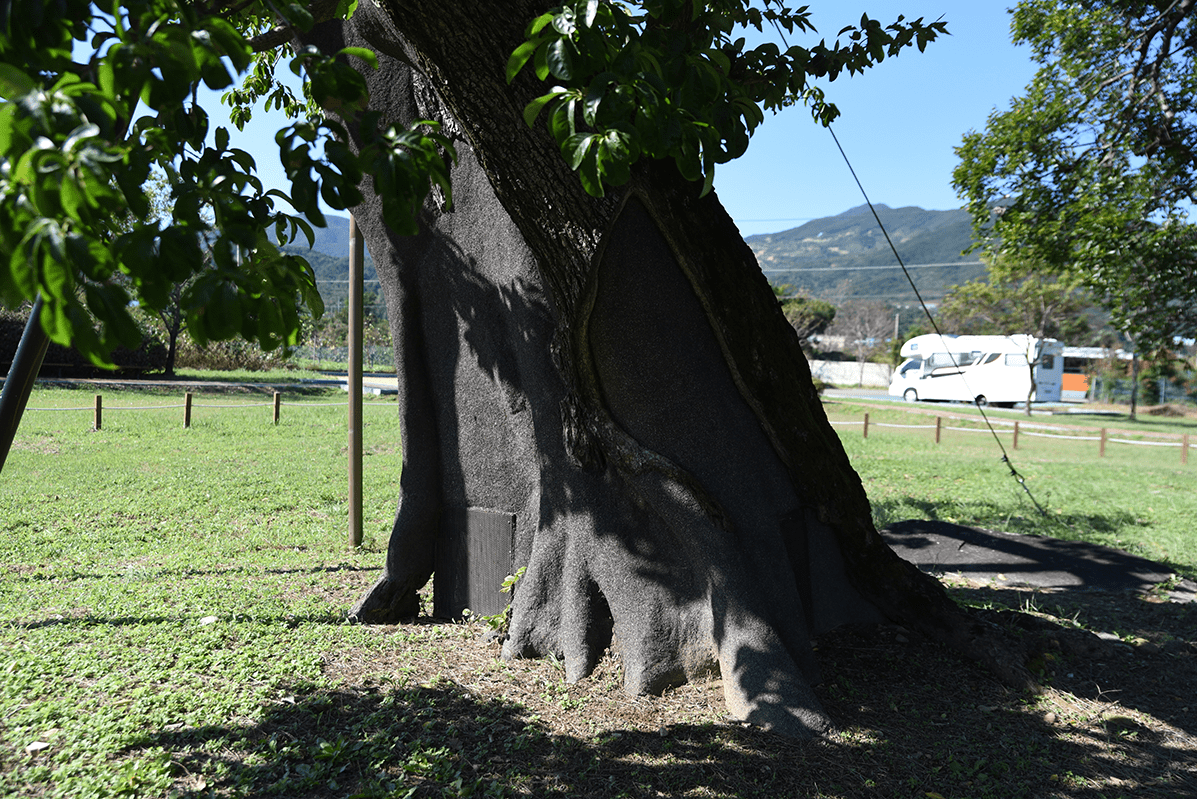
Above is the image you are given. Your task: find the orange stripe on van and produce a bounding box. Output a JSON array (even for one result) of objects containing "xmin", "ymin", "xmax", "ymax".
[{"xmin": 1062, "ymin": 373, "xmax": 1089, "ymax": 391}]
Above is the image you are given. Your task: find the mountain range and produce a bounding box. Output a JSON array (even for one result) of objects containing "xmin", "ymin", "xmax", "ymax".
[
  {"xmin": 282, "ymin": 214, "xmax": 378, "ymax": 312},
  {"xmin": 745, "ymin": 204, "xmax": 986, "ymax": 303},
  {"xmin": 294, "ymin": 205, "xmax": 988, "ymax": 310}
]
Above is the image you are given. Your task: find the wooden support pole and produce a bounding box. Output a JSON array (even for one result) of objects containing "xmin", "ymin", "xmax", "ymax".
[
  {"xmin": 184, "ymin": 392, "xmax": 192, "ymax": 428},
  {"xmin": 273, "ymin": 392, "xmax": 281, "ymax": 425},
  {"xmin": 935, "ymin": 416, "xmax": 941, "ymax": 444},
  {"xmin": 1013, "ymin": 421, "xmax": 1020, "ymax": 450},
  {"xmin": 1099, "ymin": 427, "xmax": 1107, "ymax": 457},
  {"xmin": 94, "ymin": 394, "xmax": 102, "ymax": 431},
  {"xmin": 862, "ymin": 412, "xmax": 869, "ymax": 439},
  {"xmin": 1183, "ymin": 433, "xmax": 1190, "ymax": 465},
  {"xmin": 348, "ymin": 214, "xmax": 364, "ymax": 548}
]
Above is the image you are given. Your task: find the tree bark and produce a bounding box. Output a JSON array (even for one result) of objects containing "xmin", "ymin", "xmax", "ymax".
[{"xmin": 314, "ymin": 1, "xmax": 1034, "ymax": 737}]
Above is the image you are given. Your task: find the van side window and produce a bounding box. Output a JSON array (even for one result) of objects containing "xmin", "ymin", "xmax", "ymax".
[
  {"xmin": 983, "ymin": 352, "xmax": 1000, "ymax": 364},
  {"xmin": 1005, "ymin": 354, "xmax": 1028, "ymax": 367}
]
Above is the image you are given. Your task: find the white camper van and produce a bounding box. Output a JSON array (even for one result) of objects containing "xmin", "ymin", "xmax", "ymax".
[{"xmin": 888, "ymin": 334, "xmax": 1064, "ymax": 406}]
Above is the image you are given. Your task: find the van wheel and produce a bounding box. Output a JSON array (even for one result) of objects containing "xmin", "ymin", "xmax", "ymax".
[
  {"xmin": 903, "ymin": 388, "xmax": 918, "ymax": 402},
  {"xmin": 974, "ymin": 395, "xmax": 988, "ymax": 407}
]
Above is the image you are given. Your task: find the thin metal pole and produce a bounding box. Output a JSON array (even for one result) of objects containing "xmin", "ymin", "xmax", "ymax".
[
  {"xmin": 0, "ymin": 296, "xmax": 50, "ymax": 474},
  {"xmin": 348, "ymin": 214, "xmax": 364, "ymax": 548}
]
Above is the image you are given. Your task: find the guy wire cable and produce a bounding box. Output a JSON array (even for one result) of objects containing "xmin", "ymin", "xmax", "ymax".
[
  {"xmin": 763, "ymin": 16, "xmax": 1050, "ymax": 518},
  {"xmin": 824, "ymin": 126, "xmax": 1050, "ymax": 519}
]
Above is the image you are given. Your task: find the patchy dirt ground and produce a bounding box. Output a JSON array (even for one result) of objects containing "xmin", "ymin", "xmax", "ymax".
[{"xmin": 283, "ymin": 572, "xmax": 1197, "ymax": 799}]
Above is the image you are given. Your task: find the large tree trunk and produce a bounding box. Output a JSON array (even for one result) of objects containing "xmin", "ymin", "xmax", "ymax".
[{"xmin": 313, "ymin": 1, "xmax": 1033, "ymax": 737}]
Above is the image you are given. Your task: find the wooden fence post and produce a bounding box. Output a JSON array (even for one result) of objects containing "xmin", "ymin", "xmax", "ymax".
[
  {"xmin": 1013, "ymin": 421, "xmax": 1020, "ymax": 450},
  {"xmin": 1100, "ymin": 427, "xmax": 1107, "ymax": 457},
  {"xmin": 273, "ymin": 392, "xmax": 281, "ymax": 425},
  {"xmin": 862, "ymin": 412, "xmax": 869, "ymax": 439},
  {"xmin": 935, "ymin": 416, "xmax": 941, "ymax": 444},
  {"xmin": 94, "ymin": 394, "xmax": 102, "ymax": 431},
  {"xmin": 184, "ymin": 392, "xmax": 192, "ymax": 428},
  {"xmin": 1183, "ymin": 433, "xmax": 1190, "ymax": 465}
]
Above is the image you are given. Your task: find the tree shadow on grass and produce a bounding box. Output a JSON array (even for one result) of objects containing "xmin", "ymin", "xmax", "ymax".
[
  {"xmin": 120, "ymin": 608, "xmax": 1197, "ymax": 798},
  {"xmin": 870, "ymin": 498, "xmax": 1160, "ymax": 558}
]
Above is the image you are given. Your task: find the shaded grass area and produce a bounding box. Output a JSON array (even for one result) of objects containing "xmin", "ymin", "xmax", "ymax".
[
  {"xmin": 1, "ymin": 388, "xmax": 1195, "ymax": 797},
  {"xmin": 824, "ymin": 400, "xmax": 1197, "ymax": 578}
]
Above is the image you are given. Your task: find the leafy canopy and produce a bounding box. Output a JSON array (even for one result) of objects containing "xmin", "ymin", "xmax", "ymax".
[
  {"xmin": 1, "ymin": 1, "xmax": 944, "ymax": 364},
  {"xmin": 938, "ymin": 257, "xmax": 1091, "ymax": 343},
  {"xmin": 0, "ymin": 0, "xmax": 451, "ymax": 365},
  {"xmin": 952, "ymin": 0, "xmax": 1197, "ymax": 356},
  {"xmin": 510, "ymin": 1, "xmax": 946, "ymax": 196}
]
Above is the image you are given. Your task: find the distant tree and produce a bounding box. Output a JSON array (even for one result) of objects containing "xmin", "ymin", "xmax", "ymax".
[
  {"xmin": 939, "ymin": 257, "xmax": 1090, "ymax": 414},
  {"xmin": 827, "ymin": 300, "xmax": 893, "ymax": 386},
  {"xmin": 953, "ymin": 0, "xmax": 1197, "ymax": 362},
  {"xmin": 771, "ymin": 284, "xmax": 835, "ymax": 350}
]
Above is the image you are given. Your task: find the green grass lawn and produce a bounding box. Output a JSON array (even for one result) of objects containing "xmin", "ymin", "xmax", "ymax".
[{"xmin": 1, "ymin": 387, "xmax": 1193, "ymax": 797}]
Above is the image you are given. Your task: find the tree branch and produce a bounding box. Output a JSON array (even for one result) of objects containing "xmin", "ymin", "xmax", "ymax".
[{"xmin": 248, "ymin": 0, "xmax": 341, "ymax": 52}]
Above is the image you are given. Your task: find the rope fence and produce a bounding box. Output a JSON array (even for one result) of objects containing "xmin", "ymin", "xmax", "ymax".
[
  {"xmin": 831, "ymin": 411, "xmax": 1191, "ymax": 464},
  {"xmin": 23, "ymin": 391, "xmax": 391, "ymax": 430}
]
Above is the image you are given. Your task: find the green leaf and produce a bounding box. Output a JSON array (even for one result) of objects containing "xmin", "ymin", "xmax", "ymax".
[
  {"xmin": 286, "ymin": 3, "xmax": 315, "ymax": 32},
  {"xmin": 564, "ymin": 133, "xmax": 594, "ymax": 170},
  {"xmin": 205, "ymin": 18, "xmax": 252, "ymax": 73},
  {"xmin": 0, "ymin": 63, "xmax": 36, "ymax": 100},
  {"xmin": 547, "ymin": 39, "xmax": 574, "ymax": 80},
  {"xmin": 59, "ymin": 177, "xmax": 87, "ymax": 221},
  {"xmin": 577, "ymin": 149, "xmax": 603, "ymax": 197},
  {"xmin": 339, "ymin": 46, "xmax": 378, "ymax": 70},
  {"xmin": 699, "ymin": 161, "xmax": 715, "ymax": 198},
  {"xmin": 528, "ymin": 12, "xmax": 556, "ymax": 36},
  {"xmin": 534, "ymin": 38, "xmax": 551, "ymax": 81},
  {"xmin": 507, "ymin": 38, "xmax": 541, "ymax": 83},
  {"xmin": 522, "ymin": 90, "xmax": 561, "ymax": 128},
  {"xmin": 215, "ymin": 126, "xmax": 229, "ymax": 151}
]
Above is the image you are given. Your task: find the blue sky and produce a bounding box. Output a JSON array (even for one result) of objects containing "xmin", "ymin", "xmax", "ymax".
[
  {"xmin": 716, "ymin": 3, "xmax": 1040, "ymax": 236},
  {"xmin": 209, "ymin": 3, "xmax": 1039, "ymax": 239}
]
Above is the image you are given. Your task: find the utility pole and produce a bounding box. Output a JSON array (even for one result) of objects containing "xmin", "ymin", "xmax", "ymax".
[{"xmin": 348, "ymin": 216, "xmax": 364, "ymax": 547}]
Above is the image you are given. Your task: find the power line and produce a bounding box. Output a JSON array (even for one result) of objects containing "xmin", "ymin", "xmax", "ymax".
[
  {"xmin": 760, "ymin": 261, "xmax": 983, "ymax": 274},
  {"xmin": 826, "ymin": 124, "xmax": 1049, "ymax": 519}
]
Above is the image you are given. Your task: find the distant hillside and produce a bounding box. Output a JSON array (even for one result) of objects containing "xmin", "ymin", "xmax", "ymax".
[
  {"xmin": 293, "ymin": 214, "xmax": 375, "ymax": 262},
  {"xmin": 746, "ymin": 204, "xmax": 986, "ymax": 302},
  {"xmin": 289, "ymin": 206, "xmax": 985, "ymax": 312},
  {"xmin": 281, "ymin": 214, "xmax": 378, "ymax": 313}
]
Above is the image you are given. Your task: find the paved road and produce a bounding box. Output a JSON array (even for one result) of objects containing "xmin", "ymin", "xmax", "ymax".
[{"xmin": 823, "ymin": 387, "xmax": 895, "ymax": 402}]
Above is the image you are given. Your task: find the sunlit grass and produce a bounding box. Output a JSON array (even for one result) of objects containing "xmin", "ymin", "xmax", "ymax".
[{"xmin": 2, "ymin": 388, "xmax": 1193, "ymax": 796}]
